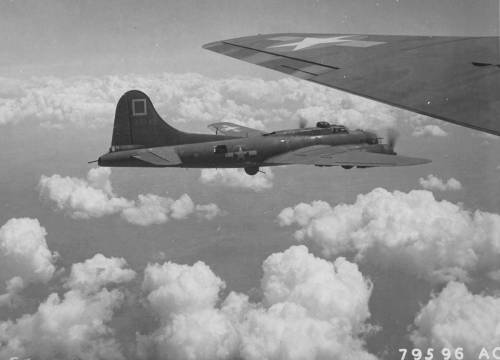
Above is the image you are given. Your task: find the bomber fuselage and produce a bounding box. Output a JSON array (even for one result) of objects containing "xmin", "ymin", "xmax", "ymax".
[{"xmin": 98, "ymin": 126, "xmax": 383, "ymax": 169}]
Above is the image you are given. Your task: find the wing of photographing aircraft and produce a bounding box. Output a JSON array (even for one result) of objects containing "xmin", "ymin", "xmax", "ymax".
[
  {"xmin": 265, "ymin": 144, "xmax": 430, "ymax": 167},
  {"xmin": 208, "ymin": 122, "xmax": 265, "ymax": 137},
  {"xmin": 204, "ymin": 34, "xmax": 500, "ymax": 136}
]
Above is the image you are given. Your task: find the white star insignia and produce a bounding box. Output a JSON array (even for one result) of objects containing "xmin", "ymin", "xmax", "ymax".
[
  {"xmin": 220, "ymin": 125, "xmax": 240, "ymax": 132},
  {"xmin": 267, "ymin": 35, "xmax": 385, "ymax": 51},
  {"xmin": 269, "ymin": 36, "xmax": 354, "ymax": 51}
]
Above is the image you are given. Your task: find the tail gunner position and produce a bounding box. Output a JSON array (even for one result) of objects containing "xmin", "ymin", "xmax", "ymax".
[{"xmin": 96, "ymin": 90, "xmax": 429, "ymax": 175}]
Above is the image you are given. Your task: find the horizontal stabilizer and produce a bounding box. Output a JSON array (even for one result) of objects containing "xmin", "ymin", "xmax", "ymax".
[{"xmin": 132, "ymin": 147, "xmax": 182, "ymax": 166}]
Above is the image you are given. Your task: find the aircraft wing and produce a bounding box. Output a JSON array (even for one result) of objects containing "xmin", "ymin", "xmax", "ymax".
[
  {"xmin": 204, "ymin": 34, "xmax": 500, "ymax": 136},
  {"xmin": 264, "ymin": 145, "xmax": 430, "ymax": 167},
  {"xmin": 208, "ymin": 122, "xmax": 264, "ymax": 137}
]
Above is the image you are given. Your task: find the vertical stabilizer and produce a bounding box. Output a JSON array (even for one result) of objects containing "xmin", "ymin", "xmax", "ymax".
[{"xmin": 111, "ymin": 90, "xmax": 185, "ymax": 150}]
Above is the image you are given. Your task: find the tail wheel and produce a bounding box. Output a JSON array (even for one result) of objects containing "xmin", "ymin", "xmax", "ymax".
[{"xmin": 244, "ymin": 166, "xmax": 259, "ymax": 176}]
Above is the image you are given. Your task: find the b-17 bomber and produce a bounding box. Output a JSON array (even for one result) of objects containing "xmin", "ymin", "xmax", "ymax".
[{"xmin": 96, "ymin": 90, "xmax": 429, "ymax": 175}]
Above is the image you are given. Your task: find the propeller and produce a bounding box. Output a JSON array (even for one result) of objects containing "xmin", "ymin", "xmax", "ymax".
[
  {"xmin": 298, "ymin": 117, "xmax": 308, "ymax": 129},
  {"xmin": 386, "ymin": 128, "xmax": 400, "ymax": 150}
]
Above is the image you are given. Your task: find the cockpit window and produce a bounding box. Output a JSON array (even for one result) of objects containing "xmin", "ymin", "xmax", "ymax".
[{"xmin": 316, "ymin": 121, "xmax": 331, "ymax": 128}]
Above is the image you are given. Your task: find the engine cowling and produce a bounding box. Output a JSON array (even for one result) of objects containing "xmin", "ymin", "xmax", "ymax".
[{"xmin": 244, "ymin": 166, "xmax": 259, "ymax": 175}]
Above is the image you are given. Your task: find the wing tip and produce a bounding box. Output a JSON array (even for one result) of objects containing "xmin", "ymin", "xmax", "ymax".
[
  {"xmin": 202, "ymin": 41, "xmax": 221, "ymax": 50},
  {"xmin": 398, "ymin": 156, "xmax": 432, "ymax": 166}
]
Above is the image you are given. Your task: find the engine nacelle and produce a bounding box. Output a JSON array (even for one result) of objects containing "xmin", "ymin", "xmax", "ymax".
[{"xmin": 244, "ymin": 166, "xmax": 259, "ymax": 175}]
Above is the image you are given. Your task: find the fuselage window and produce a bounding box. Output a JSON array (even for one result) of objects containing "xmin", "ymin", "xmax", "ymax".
[
  {"xmin": 214, "ymin": 144, "xmax": 228, "ymax": 154},
  {"xmin": 332, "ymin": 127, "xmax": 348, "ymax": 134}
]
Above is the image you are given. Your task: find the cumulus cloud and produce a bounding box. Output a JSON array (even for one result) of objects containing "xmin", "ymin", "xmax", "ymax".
[
  {"xmin": 0, "ymin": 218, "xmax": 58, "ymax": 306},
  {"xmin": 138, "ymin": 245, "xmax": 376, "ymax": 360},
  {"xmin": 0, "ymin": 277, "xmax": 24, "ymax": 307},
  {"xmin": 39, "ymin": 168, "xmax": 221, "ymax": 225},
  {"xmin": 142, "ymin": 261, "xmax": 226, "ymax": 319},
  {"xmin": 412, "ymin": 124, "xmax": 448, "ymax": 137},
  {"xmin": 419, "ymin": 174, "xmax": 462, "ymax": 191},
  {"xmin": 120, "ymin": 194, "xmax": 173, "ymax": 226},
  {"xmin": 138, "ymin": 260, "xmax": 239, "ymax": 360},
  {"xmin": 0, "ymin": 289, "xmax": 126, "ymax": 360},
  {"xmin": 411, "ymin": 282, "xmax": 500, "ymax": 359},
  {"xmin": 39, "ymin": 168, "xmax": 133, "ymax": 219},
  {"xmin": 200, "ymin": 168, "xmax": 274, "ymax": 192},
  {"xmin": 0, "ymin": 215, "xmax": 377, "ymax": 360},
  {"xmin": 194, "ymin": 203, "xmax": 223, "ymax": 220},
  {"xmin": 64, "ymin": 253, "xmax": 136, "ymax": 293},
  {"xmin": 278, "ymin": 188, "xmax": 500, "ymax": 283},
  {"xmin": 0, "ymin": 250, "xmax": 135, "ymax": 360},
  {"xmin": 0, "ymin": 73, "xmax": 424, "ymax": 132},
  {"xmin": 260, "ymin": 247, "xmax": 372, "ymax": 327},
  {"xmin": 120, "ymin": 192, "xmax": 222, "ymax": 225}
]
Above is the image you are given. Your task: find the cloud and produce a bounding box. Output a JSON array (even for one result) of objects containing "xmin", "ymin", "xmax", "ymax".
[
  {"xmin": 410, "ymin": 282, "xmax": 500, "ymax": 359},
  {"xmin": 0, "ymin": 73, "xmax": 424, "ymax": 132},
  {"xmin": 239, "ymin": 302, "xmax": 376, "ymax": 360},
  {"xmin": 278, "ymin": 188, "xmax": 500, "ymax": 283},
  {"xmin": 0, "ymin": 218, "xmax": 58, "ymax": 306},
  {"xmin": 0, "ymin": 277, "xmax": 24, "ymax": 307},
  {"xmin": 120, "ymin": 194, "xmax": 173, "ymax": 226},
  {"xmin": 260, "ymin": 246, "xmax": 372, "ymax": 327},
  {"xmin": 64, "ymin": 253, "xmax": 136, "ymax": 293},
  {"xmin": 142, "ymin": 261, "xmax": 226, "ymax": 319},
  {"xmin": 120, "ymin": 193, "xmax": 222, "ymax": 226},
  {"xmin": 170, "ymin": 193, "xmax": 196, "ymax": 220},
  {"xmin": 0, "ymin": 216, "xmax": 376, "ymax": 360},
  {"xmin": 0, "ymin": 251, "xmax": 135, "ymax": 360},
  {"xmin": 39, "ymin": 168, "xmax": 133, "ymax": 219},
  {"xmin": 139, "ymin": 245, "xmax": 376, "ymax": 360},
  {"xmin": 419, "ymin": 174, "xmax": 462, "ymax": 191},
  {"xmin": 194, "ymin": 203, "xmax": 223, "ymax": 220},
  {"xmin": 278, "ymin": 200, "xmax": 332, "ymax": 228},
  {"xmin": 200, "ymin": 168, "xmax": 274, "ymax": 192},
  {"xmin": 138, "ymin": 260, "xmax": 238, "ymax": 360},
  {"xmin": 39, "ymin": 168, "xmax": 222, "ymax": 225},
  {"xmin": 412, "ymin": 124, "xmax": 448, "ymax": 137},
  {"xmin": 0, "ymin": 289, "xmax": 126, "ymax": 360}
]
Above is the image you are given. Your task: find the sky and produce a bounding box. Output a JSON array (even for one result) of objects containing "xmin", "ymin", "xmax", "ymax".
[
  {"xmin": 1, "ymin": 1, "xmax": 500, "ymax": 360},
  {"xmin": 0, "ymin": 0, "xmax": 498, "ymax": 77}
]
